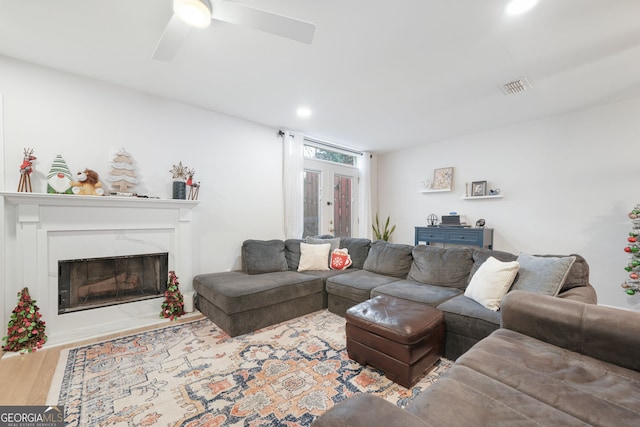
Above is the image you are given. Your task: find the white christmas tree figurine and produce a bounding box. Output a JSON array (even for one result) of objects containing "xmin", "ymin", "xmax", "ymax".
[{"xmin": 107, "ymin": 148, "xmax": 139, "ymax": 193}]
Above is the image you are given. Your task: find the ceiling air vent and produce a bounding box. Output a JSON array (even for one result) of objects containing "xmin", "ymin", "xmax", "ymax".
[{"xmin": 500, "ymin": 77, "xmax": 532, "ymax": 95}]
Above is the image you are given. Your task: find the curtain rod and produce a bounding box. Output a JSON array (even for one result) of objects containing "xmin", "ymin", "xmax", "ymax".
[
  {"xmin": 278, "ymin": 130, "xmax": 364, "ymax": 156},
  {"xmin": 303, "ymin": 136, "xmax": 364, "ymax": 156}
]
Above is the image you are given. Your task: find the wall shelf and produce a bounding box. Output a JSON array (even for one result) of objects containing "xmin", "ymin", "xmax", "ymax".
[
  {"xmin": 462, "ymin": 194, "xmax": 504, "ymax": 200},
  {"xmin": 419, "ymin": 189, "xmax": 452, "ymax": 193}
]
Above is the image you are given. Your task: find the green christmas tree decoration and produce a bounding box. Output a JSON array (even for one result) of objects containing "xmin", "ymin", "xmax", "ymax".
[
  {"xmin": 160, "ymin": 271, "xmax": 185, "ymax": 320},
  {"xmin": 622, "ymin": 205, "xmax": 640, "ymax": 295},
  {"xmin": 3, "ymin": 287, "xmax": 48, "ymax": 353},
  {"xmin": 47, "ymin": 154, "xmax": 73, "ymax": 194}
]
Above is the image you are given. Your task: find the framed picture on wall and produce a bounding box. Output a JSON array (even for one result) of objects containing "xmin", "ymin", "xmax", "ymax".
[
  {"xmin": 432, "ymin": 167, "xmax": 454, "ymax": 190},
  {"xmin": 471, "ymin": 181, "xmax": 487, "ymax": 197}
]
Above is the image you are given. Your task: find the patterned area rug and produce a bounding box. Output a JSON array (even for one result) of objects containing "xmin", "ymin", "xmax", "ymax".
[{"xmin": 48, "ymin": 310, "xmax": 452, "ymax": 426}]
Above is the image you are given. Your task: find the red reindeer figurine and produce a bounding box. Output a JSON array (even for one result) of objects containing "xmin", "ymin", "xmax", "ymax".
[{"xmin": 18, "ymin": 148, "xmax": 36, "ymax": 192}]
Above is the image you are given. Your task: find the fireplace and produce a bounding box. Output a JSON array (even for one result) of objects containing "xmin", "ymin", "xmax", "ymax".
[
  {"xmin": 58, "ymin": 252, "xmax": 169, "ymax": 314},
  {"xmin": 1, "ymin": 192, "xmax": 198, "ymax": 347}
]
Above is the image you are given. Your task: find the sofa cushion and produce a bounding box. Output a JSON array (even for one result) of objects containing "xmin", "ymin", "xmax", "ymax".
[
  {"xmin": 464, "ymin": 256, "xmax": 520, "ymax": 311},
  {"xmin": 307, "ymin": 236, "xmax": 340, "ymax": 252},
  {"xmin": 468, "ymin": 248, "xmax": 518, "ymax": 284},
  {"xmin": 408, "ymin": 245, "xmax": 474, "ymax": 289},
  {"xmin": 363, "ymin": 241, "xmax": 414, "ymax": 278},
  {"xmin": 436, "ymin": 294, "xmax": 501, "ymax": 341},
  {"xmin": 372, "ymin": 280, "xmax": 462, "ymax": 306},
  {"xmin": 339, "ymin": 238, "xmax": 371, "ymax": 269},
  {"xmin": 326, "ymin": 270, "xmax": 401, "ymax": 301},
  {"xmin": 242, "ymin": 239, "xmax": 288, "ymax": 275},
  {"xmin": 511, "ymin": 253, "xmax": 576, "ymax": 296},
  {"xmin": 298, "ymin": 242, "xmax": 331, "ymax": 271},
  {"xmin": 193, "ymin": 271, "xmax": 323, "ymax": 314},
  {"xmin": 284, "ymin": 239, "xmax": 304, "ymax": 271}
]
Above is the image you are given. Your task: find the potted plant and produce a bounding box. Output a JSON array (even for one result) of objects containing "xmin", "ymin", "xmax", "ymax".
[{"xmin": 372, "ymin": 213, "xmax": 396, "ymax": 241}]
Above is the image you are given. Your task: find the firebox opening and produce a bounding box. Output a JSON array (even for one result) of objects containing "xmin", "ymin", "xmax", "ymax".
[{"xmin": 58, "ymin": 252, "xmax": 169, "ymax": 314}]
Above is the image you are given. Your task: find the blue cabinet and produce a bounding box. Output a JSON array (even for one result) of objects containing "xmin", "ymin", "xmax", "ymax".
[{"xmin": 414, "ymin": 227, "xmax": 493, "ymax": 249}]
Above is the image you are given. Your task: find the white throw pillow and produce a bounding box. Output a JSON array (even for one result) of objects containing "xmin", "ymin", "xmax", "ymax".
[
  {"xmin": 297, "ymin": 242, "xmax": 331, "ymax": 271},
  {"xmin": 464, "ymin": 256, "xmax": 520, "ymax": 311}
]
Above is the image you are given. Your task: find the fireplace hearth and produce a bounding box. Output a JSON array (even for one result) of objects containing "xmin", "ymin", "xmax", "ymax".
[{"xmin": 58, "ymin": 253, "xmax": 169, "ymax": 314}]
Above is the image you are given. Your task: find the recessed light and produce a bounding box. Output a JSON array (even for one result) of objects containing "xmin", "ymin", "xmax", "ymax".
[
  {"xmin": 296, "ymin": 107, "xmax": 312, "ymax": 118},
  {"xmin": 505, "ymin": 0, "xmax": 538, "ymax": 15}
]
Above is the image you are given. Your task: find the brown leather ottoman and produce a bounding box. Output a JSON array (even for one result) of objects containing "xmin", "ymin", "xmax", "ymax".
[{"xmin": 345, "ymin": 295, "xmax": 444, "ymax": 388}]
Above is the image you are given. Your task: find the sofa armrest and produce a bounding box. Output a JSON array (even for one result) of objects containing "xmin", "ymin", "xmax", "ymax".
[
  {"xmin": 501, "ymin": 291, "xmax": 640, "ymax": 372},
  {"xmin": 557, "ymin": 283, "xmax": 597, "ymax": 304},
  {"xmin": 311, "ymin": 393, "xmax": 430, "ymax": 427}
]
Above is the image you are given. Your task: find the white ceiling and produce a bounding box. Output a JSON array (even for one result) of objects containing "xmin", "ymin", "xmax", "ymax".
[{"xmin": 1, "ymin": 0, "xmax": 639, "ymax": 153}]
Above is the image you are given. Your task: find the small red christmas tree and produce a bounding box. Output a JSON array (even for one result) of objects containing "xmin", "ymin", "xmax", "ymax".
[
  {"xmin": 3, "ymin": 287, "xmax": 47, "ymax": 353},
  {"xmin": 160, "ymin": 271, "xmax": 185, "ymax": 320}
]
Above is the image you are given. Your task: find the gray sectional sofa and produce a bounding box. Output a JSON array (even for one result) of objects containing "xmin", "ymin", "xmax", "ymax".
[
  {"xmin": 311, "ymin": 291, "xmax": 640, "ymax": 427},
  {"xmin": 193, "ymin": 236, "xmax": 596, "ymax": 359}
]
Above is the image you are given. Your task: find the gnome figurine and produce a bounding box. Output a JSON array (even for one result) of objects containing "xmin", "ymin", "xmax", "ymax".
[{"xmin": 47, "ymin": 155, "xmax": 73, "ymax": 194}]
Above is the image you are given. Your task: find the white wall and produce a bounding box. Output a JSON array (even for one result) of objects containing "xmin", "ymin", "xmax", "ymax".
[
  {"xmin": 0, "ymin": 55, "xmax": 285, "ymax": 281},
  {"xmin": 377, "ymin": 97, "xmax": 640, "ymax": 311}
]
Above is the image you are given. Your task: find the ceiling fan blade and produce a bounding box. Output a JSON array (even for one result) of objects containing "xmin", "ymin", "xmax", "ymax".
[
  {"xmin": 211, "ymin": 0, "xmax": 315, "ymax": 44},
  {"xmin": 152, "ymin": 14, "xmax": 192, "ymax": 61}
]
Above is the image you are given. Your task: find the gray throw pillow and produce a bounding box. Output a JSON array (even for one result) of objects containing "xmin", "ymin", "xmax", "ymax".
[
  {"xmin": 363, "ymin": 241, "xmax": 414, "ymax": 278},
  {"xmin": 510, "ymin": 253, "xmax": 576, "ymax": 296},
  {"xmin": 307, "ymin": 236, "xmax": 340, "ymax": 252},
  {"xmin": 242, "ymin": 239, "xmax": 288, "ymax": 275}
]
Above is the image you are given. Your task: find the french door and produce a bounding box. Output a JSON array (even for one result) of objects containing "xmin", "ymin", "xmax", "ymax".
[{"xmin": 303, "ymin": 160, "xmax": 358, "ymax": 238}]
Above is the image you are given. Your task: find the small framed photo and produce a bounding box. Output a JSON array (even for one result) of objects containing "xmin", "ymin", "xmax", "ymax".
[{"xmin": 471, "ymin": 181, "xmax": 487, "ymax": 197}]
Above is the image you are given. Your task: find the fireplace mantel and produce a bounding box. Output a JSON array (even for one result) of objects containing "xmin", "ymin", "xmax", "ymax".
[
  {"xmin": 1, "ymin": 191, "xmax": 199, "ymax": 218},
  {"xmin": 1, "ymin": 191, "xmax": 199, "ymax": 348}
]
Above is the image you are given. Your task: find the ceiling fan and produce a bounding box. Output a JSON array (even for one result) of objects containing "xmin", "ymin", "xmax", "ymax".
[{"xmin": 153, "ymin": 0, "xmax": 316, "ymax": 61}]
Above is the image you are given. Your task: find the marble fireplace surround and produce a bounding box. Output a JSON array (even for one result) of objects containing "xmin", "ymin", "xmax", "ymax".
[{"xmin": 1, "ymin": 192, "xmax": 199, "ymax": 347}]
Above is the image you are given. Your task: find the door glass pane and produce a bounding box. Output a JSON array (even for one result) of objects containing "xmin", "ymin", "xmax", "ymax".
[
  {"xmin": 303, "ymin": 170, "xmax": 320, "ymax": 237},
  {"xmin": 333, "ymin": 175, "xmax": 352, "ymax": 237}
]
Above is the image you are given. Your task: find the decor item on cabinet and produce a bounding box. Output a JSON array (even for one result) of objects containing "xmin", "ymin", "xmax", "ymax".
[
  {"xmin": 47, "ymin": 154, "xmax": 73, "ymax": 194},
  {"xmin": 186, "ymin": 168, "xmax": 200, "ymax": 200},
  {"xmin": 428, "ymin": 213, "xmax": 438, "ymax": 226},
  {"xmin": 3, "ymin": 287, "xmax": 47, "ymax": 353},
  {"xmin": 107, "ymin": 148, "xmax": 139, "ymax": 193},
  {"xmin": 471, "ymin": 180, "xmax": 487, "ymax": 197},
  {"xmin": 432, "ymin": 167, "xmax": 454, "ymax": 190},
  {"xmin": 71, "ymin": 169, "xmax": 105, "ymax": 196},
  {"xmin": 17, "ymin": 148, "xmax": 36, "ymax": 192},
  {"xmin": 170, "ymin": 161, "xmax": 189, "ymax": 199},
  {"xmin": 476, "ymin": 218, "xmax": 486, "ymax": 227},
  {"xmin": 372, "ymin": 213, "xmax": 396, "ymax": 241},
  {"xmin": 622, "ymin": 204, "xmax": 640, "ymax": 295}
]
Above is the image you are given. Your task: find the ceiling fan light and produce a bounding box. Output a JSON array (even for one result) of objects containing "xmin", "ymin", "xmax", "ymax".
[
  {"xmin": 505, "ymin": 0, "xmax": 538, "ymax": 15},
  {"xmin": 173, "ymin": 0, "xmax": 212, "ymax": 28}
]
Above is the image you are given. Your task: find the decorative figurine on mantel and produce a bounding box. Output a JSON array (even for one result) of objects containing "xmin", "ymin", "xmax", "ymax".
[
  {"xmin": 18, "ymin": 148, "xmax": 36, "ymax": 192},
  {"xmin": 107, "ymin": 148, "xmax": 139, "ymax": 194},
  {"xmin": 170, "ymin": 161, "xmax": 189, "ymax": 199},
  {"xmin": 622, "ymin": 205, "xmax": 640, "ymax": 295},
  {"xmin": 71, "ymin": 169, "xmax": 105, "ymax": 196},
  {"xmin": 186, "ymin": 168, "xmax": 200, "ymax": 200},
  {"xmin": 47, "ymin": 154, "xmax": 73, "ymax": 194}
]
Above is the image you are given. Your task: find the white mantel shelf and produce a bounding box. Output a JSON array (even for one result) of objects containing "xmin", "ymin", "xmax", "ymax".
[{"xmin": 1, "ymin": 191, "xmax": 200, "ymax": 209}]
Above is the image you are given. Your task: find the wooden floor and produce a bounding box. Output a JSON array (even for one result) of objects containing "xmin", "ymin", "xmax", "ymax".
[{"xmin": 0, "ymin": 314, "xmax": 204, "ymax": 405}]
